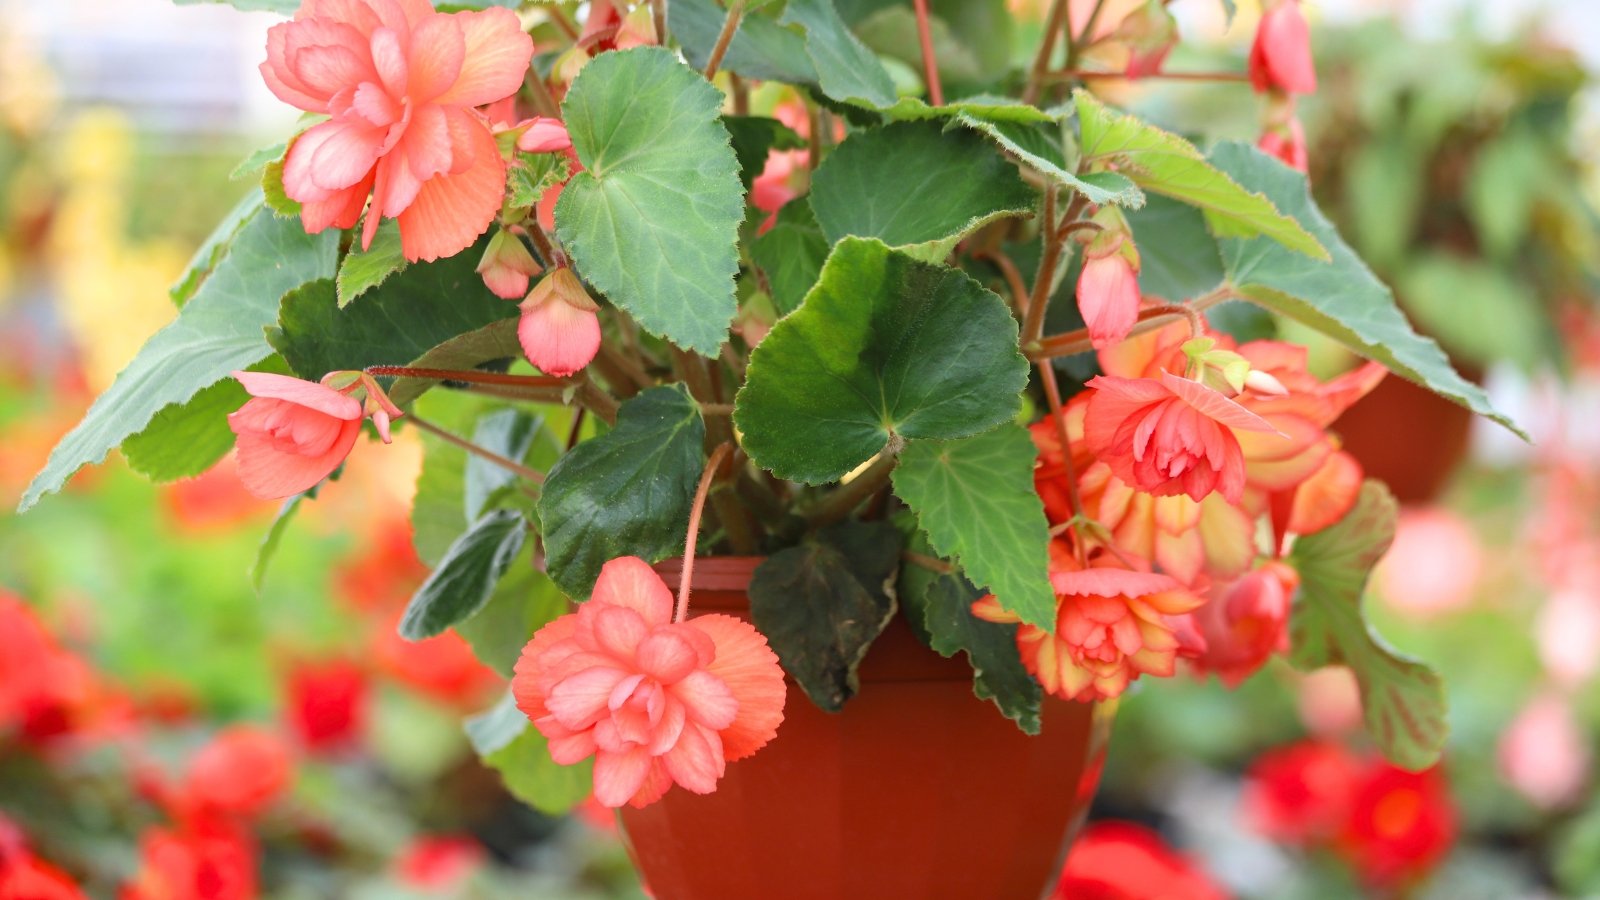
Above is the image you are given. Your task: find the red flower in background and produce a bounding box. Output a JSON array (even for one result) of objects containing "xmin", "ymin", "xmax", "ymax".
[
  {"xmin": 0, "ymin": 817, "xmax": 83, "ymax": 900},
  {"xmin": 334, "ymin": 521, "xmax": 428, "ymax": 616},
  {"xmin": 160, "ymin": 465, "xmax": 276, "ymax": 534},
  {"xmin": 0, "ymin": 592, "xmax": 103, "ymax": 746},
  {"xmin": 1242, "ymin": 740, "xmax": 1363, "ymax": 846},
  {"xmin": 122, "ymin": 819, "xmax": 257, "ymax": 900},
  {"xmin": 183, "ymin": 727, "xmax": 294, "ymax": 820},
  {"xmin": 284, "ymin": 659, "xmax": 369, "ymax": 754},
  {"xmin": 1053, "ymin": 821, "xmax": 1227, "ymax": 900},
  {"xmin": 394, "ymin": 836, "xmax": 484, "ymax": 890},
  {"xmin": 1338, "ymin": 763, "xmax": 1457, "ymax": 889},
  {"xmin": 373, "ymin": 620, "xmax": 498, "ymax": 708}
]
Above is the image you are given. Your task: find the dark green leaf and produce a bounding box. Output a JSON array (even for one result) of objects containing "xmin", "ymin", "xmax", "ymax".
[
  {"xmin": 892, "ymin": 423, "xmax": 1055, "ymax": 631},
  {"xmin": 748, "ymin": 522, "xmax": 901, "ymax": 712},
  {"xmin": 268, "ymin": 241, "xmax": 515, "ymax": 382},
  {"xmin": 735, "ymin": 237, "xmax": 1028, "ymax": 484},
  {"xmin": 120, "ymin": 379, "xmax": 246, "ymax": 483},
  {"xmin": 1074, "ymin": 91, "xmax": 1325, "ymax": 259},
  {"xmin": 722, "ymin": 115, "xmax": 806, "ymax": 189},
  {"xmin": 898, "ymin": 540, "xmax": 1040, "ymax": 733},
  {"xmin": 387, "ymin": 318, "xmax": 522, "ymax": 407},
  {"xmin": 671, "ymin": 0, "xmax": 818, "ymax": 85},
  {"xmin": 336, "ymin": 220, "xmax": 407, "ymax": 308},
  {"xmin": 955, "ymin": 113, "xmax": 1143, "ymax": 208},
  {"xmin": 399, "ymin": 509, "xmax": 528, "ymax": 640},
  {"xmin": 778, "ymin": 0, "xmax": 898, "ymax": 109},
  {"xmin": 555, "ymin": 47, "xmax": 744, "ymax": 356},
  {"xmin": 750, "ymin": 200, "xmax": 830, "ymax": 316},
  {"xmin": 1206, "ymin": 142, "xmax": 1525, "ymax": 437},
  {"xmin": 809, "ymin": 121, "xmax": 1035, "ymax": 261},
  {"xmin": 457, "ymin": 551, "xmax": 567, "ymax": 677},
  {"xmin": 21, "ymin": 210, "xmax": 339, "ymax": 512},
  {"xmin": 466, "ymin": 692, "xmax": 592, "ymax": 815},
  {"xmin": 538, "ymin": 385, "xmax": 706, "ymax": 598},
  {"xmin": 465, "ymin": 409, "xmax": 543, "ymax": 521},
  {"xmin": 1289, "ymin": 481, "xmax": 1448, "ymax": 770}
]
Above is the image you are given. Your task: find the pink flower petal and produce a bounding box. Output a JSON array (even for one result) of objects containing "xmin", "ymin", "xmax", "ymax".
[
  {"xmin": 590, "ymin": 558, "xmax": 674, "ymax": 628},
  {"xmin": 1049, "ymin": 567, "xmax": 1179, "ymax": 599},
  {"xmin": 406, "ymin": 14, "xmax": 466, "ymax": 104},
  {"xmin": 592, "ymin": 747, "xmax": 653, "ymax": 808},
  {"xmin": 1161, "ymin": 372, "xmax": 1280, "ymax": 434},
  {"xmin": 433, "ymin": 8, "xmax": 535, "ymax": 108},
  {"xmin": 670, "ymin": 670, "xmax": 738, "ymax": 731},
  {"xmin": 395, "ymin": 109, "xmax": 504, "ymax": 262},
  {"xmin": 545, "ymin": 666, "xmax": 630, "ymax": 730},
  {"xmin": 518, "ymin": 292, "xmax": 601, "ymax": 377},
  {"xmin": 635, "ymin": 630, "xmax": 700, "ymax": 684},
  {"xmin": 692, "ymin": 614, "xmax": 786, "ymax": 761},
  {"xmin": 231, "ymin": 371, "xmax": 363, "ymax": 419},
  {"xmin": 232, "ymin": 415, "xmax": 362, "ymax": 499},
  {"xmin": 660, "ymin": 722, "xmax": 726, "ymax": 794}
]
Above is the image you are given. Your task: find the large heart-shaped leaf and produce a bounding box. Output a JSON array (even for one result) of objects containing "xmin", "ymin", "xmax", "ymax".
[
  {"xmin": 748, "ymin": 522, "xmax": 902, "ymax": 712},
  {"xmin": 555, "ymin": 47, "xmax": 744, "ymax": 356},
  {"xmin": 751, "ymin": 200, "xmax": 830, "ymax": 316},
  {"xmin": 1206, "ymin": 142, "xmax": 1524, "ymax": 437},
  {"xmin": 1289, "ymin": 480, "xmax": 1448, "ymax": 770},
  {"xmin": 1074, "ymin": 90, "xmax": 1325, "ymax": 260},
  {"xmin": 538, "ymin": 385, "xmax": 706, "ymax": 598},
  {"xmin": 735, "ymin": 238, "xmax": 1028, "ymax": 484},
  {"xmin": 809, "ymin": 121, "xmax": 1036, "ymax": 261},
  {"xmin": 892, "ymin": 423, "xmax": 1056, "ymax": 632},
  {"xmin": 20, "ymin": 210, "xmax": 338, "ymax": 512}
]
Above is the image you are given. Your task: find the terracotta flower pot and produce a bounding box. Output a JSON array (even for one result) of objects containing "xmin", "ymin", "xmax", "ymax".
[
  {"xmin": 621, "ymin": 558, "xmax": 1114, "ymax": 900},
  {"xmin": 1335, "ymin": 373, "xmax": 1476, "ymax": 504}
]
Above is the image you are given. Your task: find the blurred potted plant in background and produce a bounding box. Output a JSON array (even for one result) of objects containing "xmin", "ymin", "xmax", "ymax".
[{"xmin": 12, "ymin": 0, "xmax": 1532, "ymax": 897}]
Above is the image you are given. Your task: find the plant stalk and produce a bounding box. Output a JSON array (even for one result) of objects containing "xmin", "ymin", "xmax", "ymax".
[
  {"xmin": 1023, "ymin": 0, "xmax": 1071, "ymax": 105},
  {"xmin": 409, "ymin": 414, "xmax": 545, "ymax": 484},
  {"xmin": 911, "ymin": 0, "xmax": 944, "ymax": 106},
  {"xmin": 676, "ymin": 441, "xmax": 735, "ymax": 624},
  {"xmin": 703, "ymin": 0, "xmax": 746, "ymax": 81},
  {"xmin": 806, "ymin": 437, "xmax": 902, "ymax": 527}
]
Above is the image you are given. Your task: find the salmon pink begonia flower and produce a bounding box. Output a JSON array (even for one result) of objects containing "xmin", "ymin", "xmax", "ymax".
[
  {"xmin": 513, "ymin": 557, "xmax": 787, "ymax": 808},
  {"xmin": 1191, "ymin": 561, "xmax": 1298, "ymax": 687},
  {"xmin": 227, "ymin": 372, "xmax": 365, "ymax": 499},
  {"xmin": 261, "ymin": 0, "xmax": 534, "ymax": 262},
  {"xmin": 1083, "ymin": 372, "xmax": 1280, "ymax": 504},
  {"xmin": 1249, "ymin": 0, "xmax": 1317, "ymax": 95},
  {"xmin": 1076, "ymin": 250, "xmax": 1142, "ymax": 350},
  {"xmin": 477, "ymin": 228, "xmax": 542, "ymax": 299},
  {"xmin": 973, "ymin": 562, "xmax": 1205, "ymax": 702}
]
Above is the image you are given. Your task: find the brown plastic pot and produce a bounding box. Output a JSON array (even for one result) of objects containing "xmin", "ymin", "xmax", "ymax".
[
  {"xmin": 1335, "ymin": 372, "xmax": 1477, "ymax": 504},
  {"xmin": 618, "ymin": 557, "xmax": 1114, "ymax": 900}
]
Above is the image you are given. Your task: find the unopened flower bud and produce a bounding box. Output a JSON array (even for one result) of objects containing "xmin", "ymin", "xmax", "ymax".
[
  {"xmin": 1115, "ymin": 0, "xmax": 1179, "ymax": 79},
  {"xmin": 516, "ymin": 117, "xmax": 572, "ymax": 155},
  {"xmin": 1244, "ymin": 369, "xmax": 1290, "ymax": 396},
  {"xmin": 477, "ymin": 228, "xmax": 543, "ymax": 300},
  {"xmin": 518, "ymin": 268, "xmax": 601, "ymax": 377},
  {"xmin": 616, "ymin": 4, "xmax": 657, "ymax": 49}
]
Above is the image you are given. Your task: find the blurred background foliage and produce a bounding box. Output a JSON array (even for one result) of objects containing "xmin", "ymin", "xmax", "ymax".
[{"xmin": 1, "ymin": 1, "xmax": 1599, "ymax": 897}]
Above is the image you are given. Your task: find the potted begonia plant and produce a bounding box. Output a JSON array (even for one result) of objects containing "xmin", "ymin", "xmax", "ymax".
[{"xmin": 20, "ymin": 0, "xmax": 1523, "ymax": 896}]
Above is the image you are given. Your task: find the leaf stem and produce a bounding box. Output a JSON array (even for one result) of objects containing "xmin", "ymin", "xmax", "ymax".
[
  {"xmin": 911, "ymin": 0, "xmax": 943, "ymax": 106},
  {"xmin": 1035, "ymin": 362, "xmax": 1083, "ymax": 526},
  {"xmin": 974, "ymin": 248, "xmax": 1032, "ymax": 318},
  {"xmin": 651, "ymin": 0, "xmax": 668, "ymax": 47},
  {"xmin": 806, "ymin": 436, "xmax": 902, "ymax": 527},
  {"xmin": 366, "ymin": 365, "xmax": 569, "ymax": 389},
  {"xmin": 1026, "ymin": 286, "xmax": 1238, "ymax": 361},
  {"xmin": 1023, "ymin": 189, "xmax": 1086, "ymax": 346},
  {"xmin": 548, "ymin": 6, "xmax": 581, "ymax": 41},
  {"xmin": 676, "ymin": 441, "xmax": 734, "ymax": 624},
  {"xmin": 575, "ymin": 375, "xmax": 620, "ymax": 425},
  {"xmin": 1064, "ymin": 0, "xmax": 1108, "ymax": 71},
  {"xmin": 409, "ymin": 414, "xmax": 545, "ymax": 485},
  {"xmin": 1045, "ymin": 68, "xmax": 1250, "ymax": 84},
  {"xmin": 1023, "ymin": 0, "xmax": 1071, "ymax": 105},
  {"xmin": 452, "ymin": 382, "xmax": 571, "ymax": 404},
  {"xmin": 703, "ymin": 0, "xmax": 746, "ymax": 81},
  {"xmin": 525, "ymin": 223, "xmax": 565, "ymax": 269},
  {"xmin": 524, "ymin": 68, "xmax": 562, "ymax": 120}
]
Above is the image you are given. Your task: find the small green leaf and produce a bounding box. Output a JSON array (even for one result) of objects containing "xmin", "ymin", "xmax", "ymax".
[
  {"xmin": 229, "ymin": 142, "xmax": 286, "ymax": 181},
  {"xmin": 892, "ymin": 423, "xmax": 1055, "ymax": 632},
  {"xmin": 779, "ymin": 0, "xmax": 898, "ymax": 109},
  {"xmin": 1074, "ymin": 90, "xmax": 1326, "ymax": 259},
  {"xmin": 466, "ymin": 692, "xmax": 592, "ymax": 816},
  {"xmin": 336, "ymin": 220, "xmax": 408, "ymax": 308},
  {"xmin": 399, "ymin": 509, "xmax": 529, "ymax": 640},
  {"xmin": 268, "ymin": 242, "xmax": 515, "ymax": 383},
  {"xmin": 1289, "ymin": 481, "xmax": 1448, "ymax": 770},
  {"xmin": 506, "ymin": 152, "xmax": 571, "ymax": 210},
  {"xmin": 170, "ymin": 188, "xmax": 265, "ymax": 306},
  {"xmin": 671, "ymin": 0, "xmax": 818, "ymax": 85},
  {"xmin": 750, "ymin": 200, "xmax": 829, "ymax": 316},
  {"xmin": 387, "ymin": 318, "xmax": 522, "ymax": 407},
  {"xmin": 20, "ymin": 210, "xmax": 339, "ymax": 513},
  {"xmin": 251, "ymin": 482, "xmax": 321, "ymax": 592},
  {"xmin": 954, "ymin": 112, "xmax": 1143, "ymax": 208},
  {"xmin": 735, "ymin": 237, "xmax": 1028, "ymax": 484},
  {"xmin": 809, "ymin": 121, "xmax": 1035, "ymax": 261},
  {"xmin": 538, "ymin": 385, "xmax": 706, "ymax": 598},
  {"xmin": 722, "ymin": 115, "xmax": 806, "ymax": 189},
  {"xmin": 465, "ymin": 409, "xmax": 543, "ymax": 521},
  {"xmin": 1206, "ymin": 142, "xmax": 1525, "ymax": 437},
  {"xmin": 898, "ymin": 539, "xmax": 1040, "ymax": 734},
  {"xmin": 748, "ymin": 522, "xmax": 902, "ymax": 712},
  {"xmin": 555, "ymin": 47, "xmax": 744, "ymax": 356},
  {"xmin": 456, "ymin": 551, "xmax": 567, "ymax": 677},
  {"xmin": 262, "ymin": 156, "xmax": 301, "ymax": 217}
]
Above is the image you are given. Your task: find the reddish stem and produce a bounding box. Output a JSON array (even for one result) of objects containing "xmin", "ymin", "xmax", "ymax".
[
  {"xmin": 366, "ymin": 365, "xmax": 569, "ymax": 389},
  {"xmin": 911, "ymin": 0, "xmax": 944, "ymax": 106},
  {"xmin": 1048, "ymin": 68, "xmax": 1250, "ymax": 83},
  {"xmin": 676, "ymin": 442, "xmax": 735, "ymax": 624},
  {"xmin": 1035, "ymin": 362, "xmax": 1083, "ymax": 524}
]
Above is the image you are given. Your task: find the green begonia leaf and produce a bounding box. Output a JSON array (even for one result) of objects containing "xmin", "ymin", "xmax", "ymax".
[
  {"xmin": 954, "ymin": 112, "xmax": 1143, "ymax": 208},
  {"xmin": 809, "ymin": 121, "xmax": 1035, "ymax": 261},
  {"xmin": 20, "ymin": 210, "xmax": 338, "ymax": 512},
  {"xmin": 555, "ymin": 47, "xmax": 744, "ymax": 356},
  {"xmin": 335, "ymin": 220, "xmax": 407, "ymax": 308},
  {"xmin": 671, "ymin": 0, "xmax": 818, "ymax": 85},
  {"xmin": 751, "ymin": 200, "xmax": 829, "ymax": 316},
  {"xmin": 892, "ymin": 424, "xmax": 1056, "ymax": 632},
  {"xmin": 1289, "ymin": 481, "xmax": 1448, "ymax": 770},
  {"xmin": 466, "ymin": 692, "xmax": 592, "ymax": 816},
  {"xmin": 735, "ymin": 238, "xmax": 1028, "ymax": 484},
  {"xmin": 748, "ymin": 522, "xmax": 901, "ymax": 712},
  {"xmin": 1074, "ymin": 90, "xmax": 1325, "ymax": 259},
  {"xmin": 779, "ymin": 0, "xmax": 898, "ymax": 110},
  {"xmin": 457, "ymin": 549, "xmax": 567, "ymax": 677},
  {"xmin": 538, "ymin": 386, "xmax": 706, "ymax": 599},
  {"xmin": 399, "ymin": 509, "xmax": 528, "ymax": 640}
]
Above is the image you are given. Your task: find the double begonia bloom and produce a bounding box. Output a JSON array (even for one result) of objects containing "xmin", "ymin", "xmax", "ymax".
[
  {"xmin": 261, "ymin": 0, "xmax": 534, "ymax": 262},
  {"xmin": 1083, "ymin": 372, "xmax": 1279, "ymax": 504},
  {"xmin": 973, "ymin": 564, "xmax": 1204, "ymax": 702},
  {"xmin": 227, "ymin": 371, "xmax": 365, "ymax": 499},
  {"xmin": 512, "ymin": 557, "xmax": 786, "ymax": 808},
  {"xmin": 1191, "ymin": 561, "xmax": 1298, "ymax": 687},
  {"xmin": 518, "ymin": 267, "xmax": 601, "ymax": 377},
  {"xmin": 1249, "ymin": 0, "xmax": 1317, "ymax": 95}
]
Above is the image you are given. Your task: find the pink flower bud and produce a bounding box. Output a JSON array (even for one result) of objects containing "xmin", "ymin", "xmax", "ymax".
[
  {"xmin": 477, "ymin": 228, "xmax": 543, "ymax": 300},
  {"xmin": 1258, "ymin": 116, "xmax": 1308, "ymax": 173},
  {"xmin": 1244, "ymin": 368, "xmax": 1290, "ymax": 396},
  {"xmin": 518, "ymin": 268, "xmax": 601, "ymax": 377},
  {"xmin": 616, "ymin": 4, "xmax": 658, "ymax": 49},
  {"xmin": 1077, "ymin": 237, "xmax": 1142, "ymax": 350},
  {"xmin": 1249, "ymin": 0, "xmax": 1317, "ymax": 95},
  {"xmin": 1115, "ymin": 0, "xmax": 1179, "ymax": 79},
  {"xmin": 516, "ymin": 117, "xmax": 573, "ymax": 155}
]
